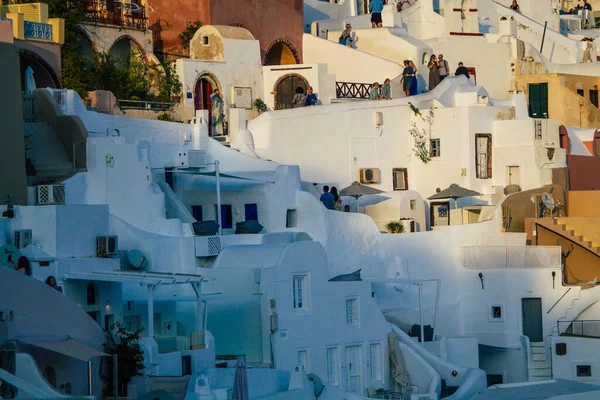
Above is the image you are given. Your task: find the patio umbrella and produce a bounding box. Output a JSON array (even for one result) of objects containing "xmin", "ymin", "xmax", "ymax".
[
  {"xmin": 387, "ymin": 332, "xmax": 409, "ymax": 388},
  {"xmin": 428, "ymin": 183, "xmax": 481, "ymax": 208},
  {"xmin": 232, "ymin": 358, "xmax": 249, "ymax": 400},
  {"xmin": 24, "ymin": 67, "xmax": 36, "ymax": 94},
  {"xmin": 0, "ymin": 340, "xmax": 17, "ymax": 399},
  {"xmin": 339, "ymin": 181, "xmax": 385, "ymax": 213}
]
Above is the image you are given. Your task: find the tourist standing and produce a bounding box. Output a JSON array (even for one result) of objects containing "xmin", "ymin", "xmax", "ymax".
[
  {"xmin": 210, "ymin": 89, "xmax": 224, "ymax": 136},
  {"xmin": 455, "ymin": 62, "xmax": 470, "ymax": 79},
  {"xmin": 510, "ymin": 0, "xmax": 520, "ymax": 12},
  {"xmin": 381, "ymin": 78, "xmax": 392, "ymax": 100},
  {"xmin": 370, "ymin": 0, "xmax": 384, "ymax": 28},
  {"xmin": 427, "ymin": 55, "xmax": 440, "ymax": 91},
  {"xmin": 400, "ymin": 60, "xmax": 414, "ymax": 97},
  {"xmin": 305, "ymin": 86, "xmax": 318, "ymax": 106},
  {"xmin": 292, "ymin": 86, "xmax": 307, "ymax": 108},
  {"xmin": 320, "ymin": 186, "xmax": 335, "ymax": 210},
  {"xmin": 409, "ymin": 60, "xmax": 418, "ymax": 96},
  {"xmin": 438, "ymin": 54, "xmax": 449, "ymax": 81},
  {"xmin": 16, "ymin": 256, "xmax": 31, "ymax": 276},
  {"xmin": 339, "ymin": 24, "xmax": 356, "ymax": 48},
  {"xmin": 369, "ymin": 82, "xmax": 381, "ymax": 100},
  {"xmin": 330, "ymin": 186, "xmax": 343, "ymax": 211},
  {"xmin": 45, "ymin": 276, "xmax": 63, "ymax": 292}
]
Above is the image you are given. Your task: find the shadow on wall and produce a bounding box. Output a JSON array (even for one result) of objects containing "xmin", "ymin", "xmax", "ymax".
[
  {"xmin": 304, "ymin": 4, "xmax": 331, "ymax": 34},
  {"xmin": 502, "ymin": 184, "xmax": 566, "ymax": 234}
]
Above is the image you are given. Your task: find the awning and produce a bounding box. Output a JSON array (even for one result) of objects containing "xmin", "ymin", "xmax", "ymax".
[
  {"xmin": 62, "ymin": 270, "xmax": 209, "ymax": 286},
  {"xmin": 22, "ymin": 339, "xmax": 108, "ymax": 362}
]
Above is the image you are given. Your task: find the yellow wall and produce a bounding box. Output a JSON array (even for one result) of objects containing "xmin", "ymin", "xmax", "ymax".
[
  {"xmin": 0, "ymin": 3, "xmax": 47, "ymax": 23},
  {"xmin": 556, "ymin": 217, "xmax": 600, "ymax": 248},
  {"xmin": 514, "ymin": 73, "xmax": 600, "ymax": 129},
  {"xmin": 568, "ymin": 191, "xmax": 600, "ymax": 217}
]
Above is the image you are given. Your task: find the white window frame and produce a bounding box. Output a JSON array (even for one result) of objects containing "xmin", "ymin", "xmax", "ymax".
[
  {"xmin": 430, "ymin": 138, "xmax": 441, "ymax": 157},
  {"xmin": 297, "ymin": 348, "xmax": 309, "ymax": 372},
  {"xmin": 293, "ymin": 274, "xmax": 310, "ymax": 313},
  {"xmin": 345, "ymin": 296, "xmax": 359, "ymax": 327},
  {"xmin": 489, "ymin": 303, "xmax": 505, "ymax": 322},
  {"xmin": 326, "ymin": 346, "xmax": 341, "ymax": 387},
  {"xmin": 369, "ymin": 342, "xmax": 383, "ymax": 383}
]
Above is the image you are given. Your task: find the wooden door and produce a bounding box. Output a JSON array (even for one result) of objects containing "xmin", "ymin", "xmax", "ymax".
[
  {"xmin": 194, "ymin": 78, "xmax": 214, "ymax": 134},
  {"xmin": 522, "ymin": 298, "xmax": 543, "ymax": 343},
  {"xmin": 345, "ymin": 345, "xmax": 363, "ymax": 395}
]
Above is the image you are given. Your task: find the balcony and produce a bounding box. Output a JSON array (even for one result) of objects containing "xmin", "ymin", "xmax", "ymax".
[
  {"xmin": 462, "ymin": 245, "xmax": 561, "ymax": 269},
  {"xmin": 24, "ymin": 20, "xmax": 52, "ymax": 40},
  {"xmin": 75, "ymin": 0, "xmax": 148, "ymax": 31},
  {"xmin": 558, "ymin": 320, "xmax": 600, "ymax": 338},
  {"xmin": 0, "ymin": 2, "xmax": 63, "ymax": 44}
]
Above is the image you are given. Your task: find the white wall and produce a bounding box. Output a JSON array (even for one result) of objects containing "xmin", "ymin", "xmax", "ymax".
[
  {"xmin": 552, "ymin": 336, "xmax": 600, "ymax": 385},
  {"xmin": 305, "ymin": 0, "xmax": 354, "ymax": 33}
]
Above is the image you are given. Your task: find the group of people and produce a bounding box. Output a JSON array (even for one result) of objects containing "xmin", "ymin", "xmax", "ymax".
[
  {"xmin": 319, "ymin": 185, "xmax": 351, "ymax": 212},
  {"xmin": 427, "ymin": 54, "xmax": 470, "ymax": 91},
  {"xmin": 8, "ymin": 254, "xmax": 63, "ymax": 292},
  {"xmin": 567, "ymin": 0, "xmax": 592, "ymax": 14},
  {"xmin": 400, "ymin": 60, "xmax": 419, "ymax": 97},
  {"xmin": 292, "ymin": 86, "xmax": 319, "ymax": 108},
  {"xmin": 369, "ymin": 79, "xmax": 392, "ymax": 100}
]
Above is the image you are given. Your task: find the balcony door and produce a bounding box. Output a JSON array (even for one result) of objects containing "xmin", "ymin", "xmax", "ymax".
[{"xmin": 528, "ymin": 83, "xmax": 548, "ymax": 118}]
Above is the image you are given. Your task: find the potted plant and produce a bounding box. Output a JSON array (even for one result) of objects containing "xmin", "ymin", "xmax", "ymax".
[{"xmin": 385, "ymin": 221, "xmax": 406, "ymax": 234}]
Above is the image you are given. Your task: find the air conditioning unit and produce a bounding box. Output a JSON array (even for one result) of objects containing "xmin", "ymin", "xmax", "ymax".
[
  {"xmin": 97, "ymin": 235, "xmax": 118, "ymax": 257},
  {"xmin": 13, "ymin": 229, "xmax": 32, "ymax": 250},
  {"xmin": 37, "ymin": 184, "xmax": 66, "ymax": 205},
  {"xmin": 194, "ymin": 236, "xmax": 222, "ymax": 257},
  {"xmin": 188, "ymin": 150, "xmax": 207, "ymax": 168},
  {"xmin": 360, "ymin": 168, "xmax": 381, "ymax": 184}
]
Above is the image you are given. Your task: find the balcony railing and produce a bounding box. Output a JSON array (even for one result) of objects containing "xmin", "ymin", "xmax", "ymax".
[
  {"xmin": 558, "ymin": 320, "xmax": 600, "ymax": 338},
  {"xmin": 462, "ymin": 246, "xmax": 562, "ymax": 269},
  {"xmin": 23, "ymin": 20, "xmax": 53, "ymax": 40},
  {"xmin": 117, "ymin": 99, "xmax": 175, "ymax": 111},
  {"xmin": 22, "ymin": 92, "xmax": 36, "ymax": 122},
  {"xmin": 74, "ymin": 0, "xmax": 147, "ymax": 30},
  {"xmin": 336, "ymin": 81, "xmax": 372, "ymax": 99}
]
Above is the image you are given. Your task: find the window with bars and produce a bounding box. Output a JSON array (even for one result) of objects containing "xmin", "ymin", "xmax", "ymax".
[
  {"xmin": 346, "ymin": 297, "xmax": 359, "ymax": 326},
  {"xmin": 430, "ymin": 138, "xmax": 441, "ymax": 157},
  {"xmin": 327, "ymin": 347, "xmax": 340, "ymax": 386},
  {"xmin": 475, "ymin": 134, "xmax": 492, "ymax": 179},
  {"xmin": 293, "ymin": 275, "xmax": 309, "ymax": 312},
  {"xmin": 370, "ymin": 343, "xmax": 383, "ymax": 382}
]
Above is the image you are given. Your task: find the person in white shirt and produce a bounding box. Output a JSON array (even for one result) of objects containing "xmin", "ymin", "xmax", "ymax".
[{"xmin": 438, "ymin": 54, "xmax": 450, "ymax": 81}]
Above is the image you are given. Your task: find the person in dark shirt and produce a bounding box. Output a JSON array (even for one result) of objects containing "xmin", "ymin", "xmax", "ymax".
[
  {"xmin": 584, "ymin": 0, "xmax": 592, "ymax": 11},
  {"xmin": 510, "ymin": 0, "xmax": 520, "ymax": 12},
  {"xmin": 305, "ymin": 86, "xmax": 318, "ymax": 106},
  {"xmin": 319, "ymin": 185, "xmax": 335, "ymax": 210},
  {"xmin": 455, "ymin": 62, "xmax": 470, "ymax": 80}
]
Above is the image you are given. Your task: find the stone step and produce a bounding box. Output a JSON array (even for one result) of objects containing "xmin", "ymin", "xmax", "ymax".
[
  {"xmin": 531, "ymin": 353, "xmax": 547, "ymax": 362},
  {"xmin": 530, "ymin": 367, "xmax": 552, "ymax": 377},
  {"xmin": 530, "ymin": 346, "xmax": 546, "ymax": 354},
  {"xmin": 529, "ymin": 376, "xmax": 552, "ymax": 382},
  {"xmin": 532, "ymin": 360, "xmax": 549, "ymax": 368}
]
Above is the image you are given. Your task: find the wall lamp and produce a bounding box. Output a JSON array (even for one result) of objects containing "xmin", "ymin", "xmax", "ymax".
[{"xmin": 478, "ymin": 273, "xmax": 485, "ymax": 290}]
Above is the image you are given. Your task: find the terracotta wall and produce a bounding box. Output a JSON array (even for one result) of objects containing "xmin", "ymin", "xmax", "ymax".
[
  {"xmin": 567, "ymin": 155, "xmax": 600, "ymax": 191},
  {"xmin": 568, "ymin": 191, "xmax": 600, "ymax": 217},
  {"xmin": 148, "ymin": 0, "xmax": 304, "ymax": 63},
  {"xmin": 503, "ymin": 184, "xmax": 566, "ymax": 233}
]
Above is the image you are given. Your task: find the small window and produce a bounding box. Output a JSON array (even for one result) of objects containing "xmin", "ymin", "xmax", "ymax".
[
  {"xmin": 577, "ymin": 88, "xmax": 584, "ymax": 97},
  {"xmin": 345, "ymin": 297, "xmax": 359, "ymax": 327},
  {"xmin": 577, "ymin": 365, "xmax": 592, "ymax": 377},
  {"xmin": 297, "ymin": 349, "xmax": 309, "ymax": 372},
  {"xmin": 475, "ymin": 134, "xmax": 492, "ymax": 179},
  {"xmin": 214, "ymin": 205, "xmax": 233, "ymax": 229},
  {"xmin": 410, "ymin": 200, "xmax": 416, "ymax": 210},
  {"xmin": 327, "ymin": 347, "xmax": 340, "ymax": 386},
  {"xmin": 393, "ymin": 168, "xmax": 408, "ymax": 190},
  {"xmin": 293, "ymin": 274, "xmax": 309, "ymax": 312},
  {"xmin": 487, "ymin": 374, "xmax": 504, "ymax": 387},
  {"xmin": 86, "ymin": 283, "xmax": 97, "ymax": 305},
  {"xmin": 286, "ymin": 209, "xmax": 298, "ymax": 228},
  {"xmin": 202, "ymin": 36, "xmax": 209, "ymax": 46},
  {"xmin": 244, "ymin": 203, "xmax": 258, "ymax": 221},
  {"xmin": 191, "ymin": 205, "xmax": 203, "ymax": 222},
  {"xmin": 590, "ymin": 90, "xmax": 599, "ymax": 108},
  {"xmin": 492, "ymin": 306, "xmax": 502, "ymax": 319},
  {"xmin": 430, "ymin": 139, "xmax": 441, "ymax": 157}
]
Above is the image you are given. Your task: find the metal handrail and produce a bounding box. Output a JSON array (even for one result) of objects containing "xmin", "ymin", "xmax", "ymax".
[
  {"xmin": 336, "ymin": 81, "xmax": 372, "ymax": 99},
  {"xmin": 547, "ymin": 288, "xmax": 571, "ymax": 314},
  {"xmin": 557, "ymin": 319, "xmax": 600, "ymax": 338},
  {"xmin": 117, "ymin": 99, "xmax": 175, "ymax": 111}
]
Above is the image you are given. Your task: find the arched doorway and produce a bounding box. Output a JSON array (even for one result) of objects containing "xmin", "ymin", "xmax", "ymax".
[
  {"xmin": 274, "ymin": 74, "xmax": 308, "ymax": 109},
  {"xmin": 264, "ymin": 39, "xmax": 299, "ymax": 66},
  {"xmin": 19, "ymin": 50, "xmax": 60, "ymax": 90},
  {"xmin": 73, "ymin": 28, "xmax": 95, "ymax": 60},
  {"xmin": 194, "ymin": 73, "xmax": 221, "ymax": 135},
  {"xmin": 43, "ymin": 366, "xmax": 57, "ymax": 388},
  {"xmin": 108, "ymin": 36, "xmax": 146, "ymax": 66}
]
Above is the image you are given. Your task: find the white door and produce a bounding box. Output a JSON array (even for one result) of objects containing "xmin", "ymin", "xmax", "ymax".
[
  {"xmin": 345, "ymin": 345, "xmax": 363, "ymax": 395},
  {"xmin": 508, "ymin": 166, "xmax": 521, "ymax": 186}
]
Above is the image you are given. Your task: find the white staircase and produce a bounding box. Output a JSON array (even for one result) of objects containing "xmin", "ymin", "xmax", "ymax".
[
  {"xmin": 27, "ymin": 122, "xmax": 74, "ymax": 181},
  {"xmin": 528, "ymin": 343, "xmax": 552, "ymax": 382},
  {"xmin": 553, "ymin": 286, "xmax": 600, "ymax": 335},
  {"xmin": 150, "ymin": 375, "xmax": 190, "ymax": 400}
]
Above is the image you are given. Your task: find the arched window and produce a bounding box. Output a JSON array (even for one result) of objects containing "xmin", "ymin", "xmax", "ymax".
[
  {"xmin": 264, "ymin": 39, "xmax": 300, "ymax": 66},
  {"xmin": 43, "ymin": 366, "xmax": 57, "ymax": 388},
  {"xmin": 86, "ymin": 283, "xmax": 97, "ymax": 305}
]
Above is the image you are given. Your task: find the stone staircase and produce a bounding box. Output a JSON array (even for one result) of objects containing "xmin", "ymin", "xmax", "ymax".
[
  {"xmin": 550, "ymin": 219, "xmax": 600, "ymax": 256},
  {"xmin": 150, "ymin": 375, "xmax": 191, "ymax": 400},
  {"xmin": 26, "ymin": 122, "xmax": 75, "ymax": 185},
  {"xmin": 529, "ymin": 343, "xmax": 552, "ymax": 382}
]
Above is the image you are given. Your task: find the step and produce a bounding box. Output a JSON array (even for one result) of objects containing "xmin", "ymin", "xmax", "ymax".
[
  {"xmin": 529, "ymin": 376, "xmax": 552, "ymax": 382},
  {"xmin": 531, "ymin": 353, "xmax": 547, "ymax": 362},
  {"xmin": 530, "ymin": 346, "xmax": 546, "ymax": 354},
  {"xmin": 530, "ymin": 367, "xmax": 552, "ymax": 377},
  {"xmin": 532, "ymin": 360, "xmax": 549, "ymax": 368}
]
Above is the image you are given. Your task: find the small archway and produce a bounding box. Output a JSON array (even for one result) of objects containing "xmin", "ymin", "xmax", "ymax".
[
  {"xmin": 86, "ymin": 282, "xmax": 97, "ymax": 305},
  {"xmin": 264, "ymin": 38, "xmax": 300, "ymax": 66},
  {"xmin": 73, "ymin": 28, "xmax": 95, "ymax": 59},
  {"xmin": 194, "ymin": 72, "xmax": 222, "ymax": 135},
  {"xmin": 43, "ymin": 366, "xmax": 57, "ymax": 388},
  {"xmin": 273, "ymin": 73, "xmax": 308, "ymax": 109},
  {"xmin": 108, "ymin": 35, "xmax": 147, "ymax": 66},
  {"xmin": 19, "ymin": 49, "xmax": 60, "ymax": 90}
]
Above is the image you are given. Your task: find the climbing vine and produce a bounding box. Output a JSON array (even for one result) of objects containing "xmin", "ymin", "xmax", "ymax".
[{"xmin": 408, "ymin": 104, "xmax": 434, "ymax": 164}]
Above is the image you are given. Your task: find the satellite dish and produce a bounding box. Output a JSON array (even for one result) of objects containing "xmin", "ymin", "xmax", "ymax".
[
  {"xmin": 127, "ymin": 249, "xmax": 146, "ymax": 270},
  {"xmin": 0, "ymin": 244, "xmax": 21, "ymax": 267},
  {"xmin": 542, "ymin": 192, "xmax": 556, "ymax": 213}
]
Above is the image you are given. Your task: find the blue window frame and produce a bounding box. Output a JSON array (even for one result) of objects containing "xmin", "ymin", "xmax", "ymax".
[{"xmin": 245, "ymin": 203, "xmax": 258, "ymax": 221}]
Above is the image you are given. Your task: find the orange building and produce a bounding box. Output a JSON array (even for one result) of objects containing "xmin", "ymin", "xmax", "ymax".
[{"xmin": 148, "ymin": 0, "xmax": 304, "ymax": 65}]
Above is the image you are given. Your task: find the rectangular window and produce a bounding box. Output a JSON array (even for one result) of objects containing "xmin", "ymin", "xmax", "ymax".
[
  {"xmin": 410, "ymin": 200, "xmax": 416, "ymax": 210},
  {"xmin": 293, "ymin": 274, "xmax": 309, "ymax": 312},
  {"xmin": 475, "ymin": 134, "xmax": 492, "ymax": 179},
  {"xmin": 191, "ymin": 205, "xmax": 203, "ymax": 222},
  {"xmin": 590, "ymin": 90, "xmax": 599, "ymax": 108},
  {"xmin": 202, "ymin": 36, "xmax": 209, "ymax": 45},
  {"xmin": 392, "ymin": 168, "xmax": 408, "ymax": 190},
  {"xmin": 346, "ymin": 297, "xmax": 359, "ymax": 327},
  {"xmin": 297, "ymin": 349, "xmax": 309, "ymax": 372},
  {"xmin": 430, "ymin": 138, "xmax": 441, "ymax": 157},
  {"xmin": 286, "ymin": 209, "xmax": 298, "ymax": 228},
  {"xmin": 214, "ymin": 204, "xmax": 233, "ymax": 229},
  {"xmin": 487, "ymin": 374, "xmax": 504, "ymax": 387},
  {"xmin": 369, "ymin": 342, "xmax": 383, "ymax": 382},
  {"xmin": 327, "ymin": 347, "xmax": 340, "ymax": 386},
  {"xmin": 244, "ymin": 203, "xmax": 258, "ymax": 221},
  {"xmin": 577, "ymin": 365, "xmax": 592, "ymax": 377},
  {"xmin": 577, "ymin": 88, "xmax": 584, "ymax": 97}
]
